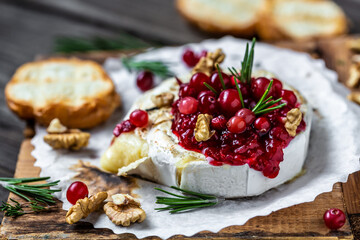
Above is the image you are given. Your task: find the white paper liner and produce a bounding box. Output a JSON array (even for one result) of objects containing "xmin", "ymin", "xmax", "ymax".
[{"xmin": 31, "ymin": 36, "xmax": 360, "ymax": 239}]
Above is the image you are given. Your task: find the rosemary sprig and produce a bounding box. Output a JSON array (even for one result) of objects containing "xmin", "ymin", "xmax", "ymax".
[
  {"xmin": 54, "ymin": 36, "xmax": 151, "ymax": 53},
  {"xmin": 228, "ymin": 67, "xmax": 244, "ymax": 108},
  {"xmin": 252, "ymin": 80, "xmax": 287, "ymax": 115},
  {"xmin": 155, "ymin": 186, "xmax": 220, "ymax": 213},
  {"xmin": 203, "ymin": 82, "xmax": 218, "ymax": 95},
  {"xmin": 1, "ymin": 199, "xmax": 25, "ymax": 217},
  {"xmin": 216, "ymin": 64, "xmax": 227, "ymax": 90},
  {"xmin": 240, "ymin": 38, "xmax": 256, "ymax": 84},
  {"xmin": 0, "ymin": 177, "xmax": 60, "ymax": 217},
  {"xmin": 122, "ymin": 57, "xmax": 173, "ymax": 78}
]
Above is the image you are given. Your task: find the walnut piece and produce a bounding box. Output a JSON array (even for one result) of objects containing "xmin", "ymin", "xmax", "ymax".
[
  {"xmin": 47, "ymin": 118, "xmax": 67, "ymax": 133},
  {"xmin": 192, "ymin": 49, "xmax": 225, "ymax": 76},
  {"xmin": 285, "ymin": 108, "xmax": 302, "ymax": 137},
  {"xmin": 348, "ymin": 91, "xmax": 360, "ymax": 105},
  {"xmin": 348, "ymin": 38, "xmax": 360, "ymax": 52},
  {"xmin": 151, "ymin": 92, "xmax": 175, "ymax": 108},
  {"xmin": 104, "ymin": 194, "xmax": 146, "ymax": 226},
  {"xmin": 194, "ymin": 114, "xmax": 215, "ymax": 142},
  {"xmin": 44, "ymin": 129, "xmax": 90, "ymax": 150},
  {"xmin": 347, "ymin": 63, "xmax": 360, "ymax": 88},
  {"xmin": 66, "ymin": 191, "xmax": 108, "ymax": 224},
  {"xmin": 149, "ymin": 108, "xmax": 173, "ymax": 126}
]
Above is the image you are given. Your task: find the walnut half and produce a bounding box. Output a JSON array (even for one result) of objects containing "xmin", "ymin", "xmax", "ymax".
[
  {"xmin": 104, "ymin": 194, "xmax": 146, "ymax": 227},
  {"xmin": 194, "ymin": 114, "xmax": 215, "ymax": 142},
  {"xmin": 66, "ymin": 191, "xmax": 108, "ymax": 224},
  {"xmin": 285, "ymin": 108, "xmax": 302, "ymax": 137},
  {"xmin": 192, "ymin": 49, "xmax": 225, "ymax": 76}
]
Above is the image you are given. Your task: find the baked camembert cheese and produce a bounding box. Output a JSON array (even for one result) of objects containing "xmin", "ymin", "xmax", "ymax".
[{"xmin": 101, "ymin": 43, "xmax": 312, "ymax": 198}]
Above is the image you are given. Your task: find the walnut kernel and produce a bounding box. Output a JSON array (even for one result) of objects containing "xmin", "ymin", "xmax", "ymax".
[
  {"xmin": 104, "ymin": 194, "xmax": 146, "ymax": 226},
  {"xmin": 66, "ymin": 191, "xmax": 108, "ymax": 224},
  {"xmin": 194, "ymin": 114, "xmax": 215, "ymax": 142},
  {"xmin": 192, "ymin": 49, "xmax": 225, "ymax": 76},
  {"xmin": 347, "ymin": 63, "xmax": 360, "ymax": 88},
  {"xmin": 44, "ymin": 130, "xmax": 90, "ymax": 150},
  {"xmin": 47, "ymin": 118, "xmax": 67, "ymax": 133},
  {"xmin": 348, "ymin": 91, "xmax": 360, "ymax": 105},
  {"xmin": 285, "ymin": 108, "xmax": 302, "ymax": 137},
  {"xmin": 151, "ymin": 92, "xmax": 175, "ymax": 108}
]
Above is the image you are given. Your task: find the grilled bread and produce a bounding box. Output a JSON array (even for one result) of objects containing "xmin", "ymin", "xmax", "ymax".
[
  {"xmin": 176, "ymin": 0, "xmax": 265, "ymax": 37},
  {"xmin": 257, "ymin": 0, "xmax": 347, "ymax": 41},
  {"xmin": 176, "ymin": 0, "xmax": 347, "ymax": 40},
  {"xmin": 5, "ymin": 58, "xmax": 120, "ymax": 129}
]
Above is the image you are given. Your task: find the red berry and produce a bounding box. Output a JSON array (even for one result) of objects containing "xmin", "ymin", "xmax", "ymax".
[
  {"xmin": 210, "ymin": 72, "xmax": 231, "ymax": 91},
  {"xmin": 251, "ymin": 77, "xmax": 272, "ymax": 100},
  {"xmin": 136, "ymin": 71, "xmax": 154, "ymax": 92},
  {"xmin": 269, "ymin": 126, "xmax": 289, "ymax": 141},
  {"xmin": 231, "ymin": 78, "xmax": 251, "ymax": 98},
  {"xmin": 236, "ymin": 108, "xmax": 256, "ymax": 125},
  {"xmin": 271, "ymin": 78, "xmax": 283, "ymax": 97},
  {"xmin": 227, "ymin": 116, "xmax": 246, "ymax": 133},
  {"xmin": 129, "ymin": 109, "xmax": 148, "ymax": 127},
  {"xmin": 199, "ymin": 50, "xmax": 208, "ymax": 59},
  {"xmin": 179, "ymin": 84, "xmax": 197, "ymax": 98},
  {"xmin": 182, "ymin": 49, "xmax": 198, "ymax": 67},
  {"xmin": 190, "ymin": 72, "xmax": 210, "ymax": 92},
  {"xmin": 323, "ymin": 208, "xmax": 346, "ymax": 230},
  {"xmin": 211, "ymin": 115, "xmax": 227, "ymax": 130},
  {"xmin": 179, "ymin": 97, "xmax": 199, "ymax": 114},
  {"xmin": 253, "ymin": 117, "xmax": 271, "ymax": 133},
  {"xmin": 199, "ymin": 95, "xmax": 218, "ymax": 114},
  {"xmin": 113, "ymin": 120, "xmax": 136, "ymax": 137},
  {"xmin": 66, "ymin": 181, "xmax": 89, "ymax": 205},
  {"xmin": 197, "ymin": 90, "xmax": 215, "ymax": 99},
  {"xmin": 281, "ymin": 89, "xmax": 297, "ymax": 107},
  {"xmin": 218, "ymin": 89, "xmax": 242, "ymax": 116}
]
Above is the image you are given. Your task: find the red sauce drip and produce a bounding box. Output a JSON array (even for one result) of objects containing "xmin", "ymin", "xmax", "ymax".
[{"xmin": 171, "ymin": 81, "xmax": 306, "ymax": 179}]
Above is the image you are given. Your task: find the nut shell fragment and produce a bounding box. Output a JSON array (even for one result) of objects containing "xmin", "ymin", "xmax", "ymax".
[
  {"xmin": 151, "ymin": 92, "xmax": 175, "ymax": 108},
  {"xmin": 195, "ymin": 114, "xmax": 215, "ymax": 142},
  {"xmin": 44, "ymin": 130, "xmax": 90, "ymax": 150},
  {"xmin": 192, "ymin": 49, "xmax": 225, "ymax": 76},
  {"xmin": 66, "ymin": 191, "xmax": 108, "ymax": 224},
  {"xmin": 285, "ymin": 108, "xmax": 302, "ymax": 137},
  {"xmin": 104, "ymin": 194, "xmax": 146, "ymax": 226}
]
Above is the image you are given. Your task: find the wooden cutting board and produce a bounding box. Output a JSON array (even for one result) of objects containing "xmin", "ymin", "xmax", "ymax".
[{"xmin": 1, "ymin": 36, "xmax": 360, "ymax": 240}]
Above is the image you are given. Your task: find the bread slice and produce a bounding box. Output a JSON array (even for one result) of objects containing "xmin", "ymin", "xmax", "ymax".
[
  {"xmin": 5, "ymin": 58, "xmax": 120, "ymax": 129},
  {"xmin": 176, "ymin": 0, "xmax": 265, "ymax": 37},
  {"xmin": 257, "ymin": 0, "xmax": 347, "ymax": 41}
]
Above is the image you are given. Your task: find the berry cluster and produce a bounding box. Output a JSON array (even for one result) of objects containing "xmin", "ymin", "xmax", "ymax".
[{"xmin": 113, "ymin": 109, "xmax": 149, "ymax": 137}]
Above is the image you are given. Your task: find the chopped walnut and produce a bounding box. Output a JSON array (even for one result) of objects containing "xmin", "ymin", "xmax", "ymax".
[
  {"xmin": 44, "ymin": 130, "xmax": 90, "ymax": 150},
  {"xmin": 104, "ymin": 194, "xmax": 146, "ymax": 226},
  {"xmin": 285, "ymin": 108, "xmax": 303, "ymax": 137},
  {"xmin": 66, "ymin": 191, "xmax": 108, "ymax": 225},
  {"xmin": 148, "ymin": 108, "xmax": 173, "ymax": 125},
  {"xmin": 348, "ymin": 91, "xmax": 360, "ymax": 105},
  {"xmin": 194, "ymin": 114, "xmax": 215, "ymax": 142},
  {"xmin": 348, "ymin": 38, "xmax": 360, "ymax": 52},
  {"xmin": 192, "ymin": 49, "xmax": 225, "ymax": 76},
  {"xmin": 151, "ymin": 92, "xmax": 175, "ymax": 108},
  {"xmin": 47, "ymin": 118, "xmax": 67, "ymax": 133},
  {"xmin": 347, "ymin": 63, "xmax": 360, "ymax": 88}
]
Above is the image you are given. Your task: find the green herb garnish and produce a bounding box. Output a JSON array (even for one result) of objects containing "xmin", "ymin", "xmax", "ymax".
[
  {"xmin": 122, "ymin": 57, "xmax": 173, "ymax": 78},
  {"xmin": 203, "ymin": 82, "xmax": 218, "ymax": 95},
  {"xmin": 240, "ymin": 38, "xmax": 256, "ymax": 84},
  {"xmin": 216, "ymin": 64, "xmax": 227, "ymax": 90},
  {"xmin": 0, "ymin": 177, "xmax": 60, "ymax": 217},
  {"xmin": 155, "ymin": 186, "xmax": 221, "ymax": 213}
]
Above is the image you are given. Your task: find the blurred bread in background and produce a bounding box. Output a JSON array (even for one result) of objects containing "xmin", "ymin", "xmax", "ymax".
[
  {"xmin": 176, "ymin": 0, "xmax": 265, "ymax": 37},
  {"xmin": 5, "ymin": 58, "xmax": 120, "ymax": 129},
  {"xmin": 176, "ymin": 0, "xmax": 347, "ymax": 41},
  {"xmin": 257, "ymin": 0, "xmax": 347, "ymax": 41}
]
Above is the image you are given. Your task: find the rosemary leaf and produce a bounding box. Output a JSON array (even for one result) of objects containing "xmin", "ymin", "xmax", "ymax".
[
  {"xmin": 203, "ymin": 82, "xmax": 218, "ymax": 95},
  {"xmin": 122, "ymin": 57, "xmax": 173, "ymax": 78},
  {"xmin": 216, "ymin": 64, "xmax": 226, "ymax": 90}
]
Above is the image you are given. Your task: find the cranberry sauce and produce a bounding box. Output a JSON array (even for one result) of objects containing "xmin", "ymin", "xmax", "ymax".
[{"xmin": 171, "ymin": 73, "xmax": 306, "ymax": 178}]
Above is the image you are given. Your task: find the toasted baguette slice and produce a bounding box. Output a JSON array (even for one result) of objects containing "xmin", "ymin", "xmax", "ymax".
[
  {"xmin": 5, "ymin": 58, "xmax": 120, "ymax": 129},
  {"xmin": 257, "ymin": 0, "xmax": 347, "ymax": 41},
  {"xmin": 176, "ymin": 0, "xmax": 265, "ymax": 37}
]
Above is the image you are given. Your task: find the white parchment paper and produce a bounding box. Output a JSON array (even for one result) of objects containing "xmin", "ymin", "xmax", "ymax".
[{"xmin": 31, "ymin": 36, "xmax": 360, "ymax": 239}]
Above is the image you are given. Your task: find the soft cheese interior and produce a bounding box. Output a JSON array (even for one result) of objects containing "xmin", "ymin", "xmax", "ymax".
[{"xmin": 101, "ymin": 74, "xmax": 312, "ymax": 198}]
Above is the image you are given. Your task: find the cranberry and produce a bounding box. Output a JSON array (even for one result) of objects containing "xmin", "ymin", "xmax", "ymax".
[
  {"xmin": 323, "ymin": 208, "xmax": 346, "ymax": 230},
  {"xmin": 199, "ymin": 50, "xmax": 208, "ymax": 59},
  {"xmin": 271, "ymin": 78, "xmax": 283, "ymax": 97},
  {"xmin": 211, "ymin": 115, "xmax": 227, "ymax": 130},
  {"xmin": 218, "ymin": 89, "xmax": 242, "ymax": 116},
  {"xmin": 227, "ymin": 116, "xmax": 246, "ymax": 133},
  {"xmin": 182, "ymin": 49, "xmax": 198, "ymax": 67},
  {"xmin": 136, "ymin": 71, "xmax": 154, "ymax": 92},
  {"xmin": 253, "ymin": 117, "xmax": 271, "ymax": 133},
  {"xmin": 129, "ymin": 109, "xmax": 148, "ymax": 127},
  {"xmin": 179, "ymin": 97, "xmax": 199, "ymax": 114},
  {"xmin": 66, "ymin": 181, "xmax": 89, "ymax": 205},
  {"xmin": 232, "ymin": 78, "xmax": 251, "ymax": 98},
  {"xmin": 210, "ymin": 71, "xmax": 231, "ymax": 91},
  {"xmin": 281, "ymin": 89, "xmax": 297, "ymax": 107},
  {"xmin": 236, "ymin": 108, "xmax": 256, "ymax": 125},
  {"xmin": 113, "ymin": 120, "xmax": 136, "ymax": 137},
  {"xmin": 197, "ymin": 90, "xmax": 215, "ymax": 99},
  {"xmin": 269, "ymin": 127, "xmax": 289, "ymax": 141},
  {"xmin": 199, "ymin": 95, "xmax": 218, "ymax": 114},
  {"xmin": 251, "ymin": 77, "xmax": 272, "ymax": 100},
  {"xmin": 189, "ymin": 72, "xmax": 210, "ymax": 92},
  {"xmin": 179, "ymin": 84, "xmax": 197, "ymax": 98}
]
